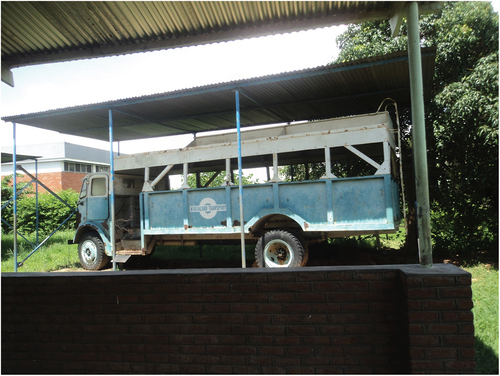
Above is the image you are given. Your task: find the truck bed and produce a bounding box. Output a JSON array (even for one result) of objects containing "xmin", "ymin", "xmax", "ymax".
[{"xmin": 140, "ymin": 174, "xmax": 400, "ymax": 247}]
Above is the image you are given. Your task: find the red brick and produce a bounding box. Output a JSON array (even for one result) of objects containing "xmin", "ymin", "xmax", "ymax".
[
  {"xmin": 406, "ymin": 288, "xmax": 438, "ymax": 299},
  {"xmin": 341, "ymin": 302, "xmax": 369, "ymax": 312},
  {"xmin": 312, "ymin": 281, "xmax": 341, "ymax": 290},
  {"xmin": 422, "ymin": 276, "xmax": 455, "ymax": 287},
  {"xmin": 427, "ymin": 324, "xmax": 458, "ymax": 334},
  {"xmin": 411, "ymin": 360, "xmax": 444, "ymax": 372},
  {"xmin": 326, "ymin": 292, "xmax": 356, "ymax": 302},
  {"xmin": 409, "ymin": 324, "xmax": 423, "ymax": 334},
  {"xmin": 439, "ymin": 287, "xmax": 472, "ymax": 299},
  {"xmin": 444, "ymin": 360, "xmax": 476, "ymax": 371},
  {"xmin": 457, "ymin": 276, "xmax": 472, "ymax": 286},
  {"xmin": 403, "ymin": 277, "xmax": 422, "ymax": 287},
  {"xmin": 339, "ymin": 281, "xmax": 369, "ymax": 290},
  {"xmin": 422, "ymin": 300, "xmax": 456, "ymax": 310},
  {"xmin": 409, "ymin": 335, "xmax": 440, "ymax": 346},
  {"xmin": 459, "ymin": 323, "xmax": 475, "ymax": 334},
  {"xmin": 282, "ymin": 303, "xmax": 311, "ymax": 313},
  {"xmin": 326, "ymin": 272, "xmax": 354, "ymax": 281},
  {"xmin": 443, "ymin": 335, "xmax": 475, "ymax": 347},
  {"xmin": 283, "ymin": 282, "xmax": 312, "ymax": 291},
  {"xmin": 274, "ymin": 356, "xmax": 302, "ymax": 366},
  {"xmin": 408, "ymin": 311, "xmax": 439, "ymax": 322},
  {"xmin": 355, "ymin": 272, "xmax": 383, "ymax": 281},
  {"xmin": 459, "ymin": 348, "xmax": 476, "ymax": 359},
  {"xmin": 458, "ymin": 299, "xmax": 474, "ymax": 310},
  {"xmin": 425, "ymin": 348, "xmax": 457, "ymax": 359}
]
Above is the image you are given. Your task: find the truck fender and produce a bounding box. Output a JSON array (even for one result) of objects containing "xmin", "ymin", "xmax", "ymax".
[
  {"xmin": 73, "ymin": 224, "xmax": 112, "ymax": 257},
  {"xmin": 248, "ymin": 209, "xmax": 306, "ymax": 237}
]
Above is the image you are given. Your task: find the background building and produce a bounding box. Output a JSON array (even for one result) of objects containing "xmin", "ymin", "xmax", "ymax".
[{"xmin": 1, "ymin": 142, "xmax": 111, "ymax": 192}]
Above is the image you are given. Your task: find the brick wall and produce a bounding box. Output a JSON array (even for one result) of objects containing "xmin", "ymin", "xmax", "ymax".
[
  {"xmin": 400, "ymin": 265, "xmax": 476, "ymax": 373},
  {"xmin": 1, "ymin": 264, "xmax": 474, "ymax": 374},
  {"xmin": 1, "ymin": 172, "xmax": 85, "ymax": 193}
]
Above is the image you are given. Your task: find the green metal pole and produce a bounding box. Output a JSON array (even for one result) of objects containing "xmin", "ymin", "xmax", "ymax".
[{"xmin": 407, "ymin": 2, "xmax": 433, "ymax": 267}]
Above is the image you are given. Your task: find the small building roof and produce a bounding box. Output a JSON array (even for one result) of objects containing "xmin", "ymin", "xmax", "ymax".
[
  {"xmin": 1, "ymin": 152, "xmax": 41, "ymax": 164},
  {"xmin": 2, "ymin": 142, "xmax": 111, "ymax": 165},
  {"xmin": 2, "ymin": 48, "xmax": 436, "ymax": 143}
]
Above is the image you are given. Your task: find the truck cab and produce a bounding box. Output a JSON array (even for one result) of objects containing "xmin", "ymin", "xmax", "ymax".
[{"xmin": 73, "ymin": 172, "xmax": 143, "ymax": 269}]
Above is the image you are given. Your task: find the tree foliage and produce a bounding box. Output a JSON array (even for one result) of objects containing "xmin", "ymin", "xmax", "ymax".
[
  {"xmin": 333, "ymin": 1, "xmax": 499, "ymax": 261},
  {"xmin": 186, "ymin": 171, "xmax": 258, "ymax": 188}
]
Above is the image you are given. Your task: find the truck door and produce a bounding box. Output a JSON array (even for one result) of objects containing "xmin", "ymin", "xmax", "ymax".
[{"xmin": 87, "ymin": 175, "xmax": 109, "ymax": 221}]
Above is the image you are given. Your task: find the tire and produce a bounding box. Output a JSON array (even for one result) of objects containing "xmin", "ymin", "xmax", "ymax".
[
  {"xmin": 78, "ymin": 232, "xmax": 110, "ymax": 270},
  {"xmin": 255, "ymin": 230, "xmax": 305, "ymax": 268}
]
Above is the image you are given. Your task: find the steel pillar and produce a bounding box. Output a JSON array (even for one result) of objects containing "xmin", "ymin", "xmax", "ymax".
[
  {"xmin": 407, "ymin": 2, "xmax": 433, "ymax": 267},
  {"xmin": 12, "ymin": 123, "xmax": 18, "ymax": 272},
  {"xmin": 109, "ymin": 109, "xmax": 117, "ymax": 271},
  {"xmin": 235, "ymin": 90, "xmax": 246, "ymax": 268}
]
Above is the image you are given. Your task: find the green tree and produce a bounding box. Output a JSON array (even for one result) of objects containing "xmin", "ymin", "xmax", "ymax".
[
  {"xmin": 333, "ymin": 2, "xmax": 499, "ymax": 261},
  {"xmin": 186, "ymin": 171, "xmax": 258, "ymax": 188}
]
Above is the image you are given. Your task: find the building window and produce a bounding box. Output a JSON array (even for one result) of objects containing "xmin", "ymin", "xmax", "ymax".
[
  {"xmin": 96, "ymin": 165, "xmax": 109, "ymax": 172},
  {"xmin": 64, "ymin": 162, "xmax": 93, "ymax": 173}
]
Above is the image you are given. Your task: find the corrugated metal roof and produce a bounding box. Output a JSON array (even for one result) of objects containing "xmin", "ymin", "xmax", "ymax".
[
  {"xmin": 2, "ymin": 47, "xmax": 436, "ymax": 142},
  {"xmin": 2, "ymin": 1, "xmax": 402, "ymax": 69}
]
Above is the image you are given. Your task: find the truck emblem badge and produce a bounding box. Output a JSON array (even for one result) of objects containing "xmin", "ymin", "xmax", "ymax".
[{"xmin": 190, "ymin": 198, "xmax": 227, "ymax": 219}]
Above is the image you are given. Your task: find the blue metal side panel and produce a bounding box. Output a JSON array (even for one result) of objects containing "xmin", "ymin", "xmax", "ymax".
[
  {"xmin": 139, "ymin": 175, "xmax": 400, "ymax": 235},
  {"xmin": 278, "ymin": 181, "xmax": 327, "ymax": 224},
  {"xmin": 147, "ymin": 190, "xmax": 184, "ymax": 229},
  {"xmin": 188, "ymin": 188, "xmax": 228, "ymax": 228},
  {"xmin": 231, "ymin": 184, "xmax": 274, "ymax": 225},
  {"xmin": 332, "ymin": 177, "xmax": 386, "ymax": 224}
]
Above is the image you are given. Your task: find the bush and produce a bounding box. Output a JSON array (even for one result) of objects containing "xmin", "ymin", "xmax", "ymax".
[{"xmin": 1, "ymin": 189, "xmax": 78, "ymax": 236}]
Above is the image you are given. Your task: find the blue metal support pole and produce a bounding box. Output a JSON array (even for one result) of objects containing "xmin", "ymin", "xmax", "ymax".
[
  {"xmin": 235, "ymin": 90, "xmax": 246, "ymax": 268},
  {"xmin": 35, "ymin": 159, "xmax": 39, "ymax": 246},
  {"xmin": 12, "ymin": 123, "xmax": 18, "ymax": 272},
  {"xmin": 109, "ymin": 109, "xmax": 117, "ymax": 271},
  {"xmin": 407, "ymin": 2, "xmax": 432, "ymax": 267}
]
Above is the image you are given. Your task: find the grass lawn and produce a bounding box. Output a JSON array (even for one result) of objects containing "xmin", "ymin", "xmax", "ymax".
[
  {"xmin": 1, "ymin": 231, "xmax": 498, "ymax": 373},
  {"xmin": 1, "ymin": 230, "xmax": 80, "ymax": 272},
  {"xmin": 464, "ymin": 264, "xmax": 499, "ymax": 374}
]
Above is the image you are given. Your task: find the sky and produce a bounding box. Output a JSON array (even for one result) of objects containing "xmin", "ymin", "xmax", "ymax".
[{"xmin": 1, "ymin": 25, "xmax": 347, "ymax": 154}]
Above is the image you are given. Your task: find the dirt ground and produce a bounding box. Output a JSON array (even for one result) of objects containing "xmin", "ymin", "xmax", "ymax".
[
  {"xmin": 111, "ymin": 243, "xmax": 425, "ymax": 271},
  {"xmin": 58, "ymin": 242, "xmax": 464, "ymax": 273}
]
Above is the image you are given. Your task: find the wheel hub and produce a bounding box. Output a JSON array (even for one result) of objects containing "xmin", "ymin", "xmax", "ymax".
[
  {"xmin": 81, "ymin": 240, "xmax": 97, "ymax": 264},
  {"xmin": 264, "ymin": 239, "xmax": 293, "ymax": 267}
]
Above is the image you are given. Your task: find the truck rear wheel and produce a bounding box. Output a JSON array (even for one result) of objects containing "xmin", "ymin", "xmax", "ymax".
[
  {"xmin": 255, "ymin": 230, "xmax": 305, "ymax": 268},
  {"xmin": 78, "ymin": 232, "xmax": 110, "ymax": 270}
]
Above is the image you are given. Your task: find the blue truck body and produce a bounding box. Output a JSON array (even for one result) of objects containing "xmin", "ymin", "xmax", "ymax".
[{"xmin": 73, "ymin": 112, "xmax": 402, "ymax": 269}]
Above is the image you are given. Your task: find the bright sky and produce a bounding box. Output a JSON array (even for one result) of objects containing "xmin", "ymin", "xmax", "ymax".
[{"xmin": 1, "ymin": 25, "xmax": 347, "ymax": 154}]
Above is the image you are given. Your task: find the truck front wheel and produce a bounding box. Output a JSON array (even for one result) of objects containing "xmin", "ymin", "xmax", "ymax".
[
  {"xmin": 78, "ymin": 232, "xmax": 110, "ymax": 270},
  {"xmin": 255, "ymin": 230, "xmax": 305, "ymax": 268}
]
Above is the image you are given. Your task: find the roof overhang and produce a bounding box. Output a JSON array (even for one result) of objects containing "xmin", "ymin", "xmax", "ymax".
[
  {"xmin": 2, "ymin": 47, "xmax": 436, "ymax": 143},
  {"xmin": 2, "ymin": 1, "xmax": 442, "ymax": 86},
  {"xmin": 1, "ymin": 152, "xmax": 41, "ymax": 164}
]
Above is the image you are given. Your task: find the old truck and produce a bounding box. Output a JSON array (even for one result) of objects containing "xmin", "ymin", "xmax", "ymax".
[{"xmin": 72, "ymin": 111, "xmax": 401, "ymax": 270}]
